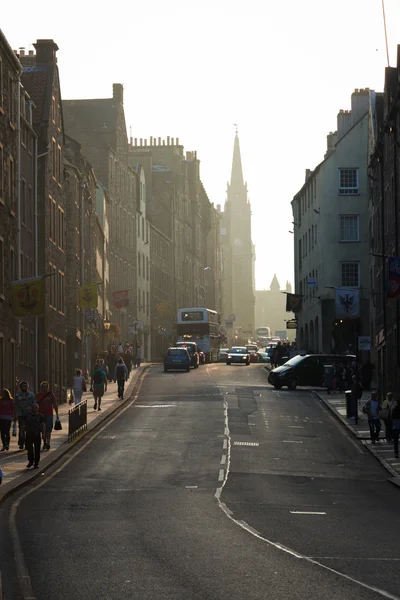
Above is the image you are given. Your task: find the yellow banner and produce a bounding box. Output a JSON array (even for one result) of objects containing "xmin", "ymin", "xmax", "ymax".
[
  {"xmin": 79, "ymin": 284, "xmax": 98, "ymax": 309},
  {"xmin": 11, "ymin": 277, "xmax": 45, "ymax": 317}
]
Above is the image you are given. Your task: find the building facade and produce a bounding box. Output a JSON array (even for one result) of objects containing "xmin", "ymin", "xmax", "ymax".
[
  {"xmin": 21, "ymin": 40, "xmax": 67, "ymax": 399},
  {"xmin": 221, "ymin": 132, "xmax": 255, "ymax": 342},
  {"xmin": 369, "ymin": 46, "xmax": 400, "ymax": 397},
  {"xmin": 63, "ymin": 84, "xmax": 137, "ymax": 346},
  {"xmin": 292, "ymin": 89, "xmax": 372, "ymax": 354},
  {"xmin": 255, "ymin": 277, "xmax": 294, "ymax": 340}
]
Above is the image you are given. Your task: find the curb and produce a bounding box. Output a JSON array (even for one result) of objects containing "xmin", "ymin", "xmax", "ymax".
[
  {"xmin": 314, "ymin": 390, "xmax": 400, "ymax": 482},
  {"xmin": 0, "ymin": 365, "xmax": 152, "ymax": 506}
]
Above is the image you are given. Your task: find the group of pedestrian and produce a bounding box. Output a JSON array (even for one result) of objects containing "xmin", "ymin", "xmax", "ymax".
[
  {"xmin": 105, "ymin": 342, "xmax": 142, "ymax": 382},
  {"xmin": 270, "ymin": 342, "xmax": 297, "ymax": 367},
  {"xmin": 0, "ymin": 380, "xmax": 60, "ymax": 469},
  {"xmin": 363, "ymin": 391, "xmax": 400, "ymax": 457}
]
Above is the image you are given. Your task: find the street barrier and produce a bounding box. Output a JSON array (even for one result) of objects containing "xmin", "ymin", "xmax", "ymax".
[{"xmin": 68, "ymin": 400, "xmax": 87, "ymax": 442}]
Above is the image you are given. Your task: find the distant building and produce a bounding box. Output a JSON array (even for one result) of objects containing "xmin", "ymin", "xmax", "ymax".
[
  {"xmin": 255, "ymin": 277, "xmax": 293, "ymax": 339},
  {"xmin": 292, "ymin": 89, "xmax": 372, "ymax": 354},
  {"xmin": 221, "ymin": 132, "xmax": 255, "ymax": 341}
]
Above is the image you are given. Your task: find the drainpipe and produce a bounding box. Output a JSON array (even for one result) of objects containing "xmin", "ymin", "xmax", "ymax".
[
  {"xmin": 17, "ymin": 79, "xmax": 22, "ymax": 372},
  {"xmin": 80, "ymin": 181, "xmax": 86, "ymax": 376},
  {"xmin": 34, "ymin": 130, "xmax": 39, "ymax": 391}
]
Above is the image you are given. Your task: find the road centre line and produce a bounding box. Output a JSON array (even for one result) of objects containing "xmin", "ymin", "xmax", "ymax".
[
  {"xmin": 223, "ymin": 439, "xmax": 228, "ymax": 450},
  {"xmin": 290, "ymin": 511, "xmax": 327, "ymax": 515},
  {"xmin": 220, "ymin": 454, "xmax": 227, "ymax": 465},
  {"xmin": 288, "ymin": 425, "xmax": 304, "ymax": 428},
  {"xmin": 309, "ymin": 557, "xmax": 400, "ymax": 561},
  {"xmin": 218, "ymin": 469, "xmax": 225, "ymax": 481},
  {"xmin": 282, "ymin": 440, "xmax": 303, "ymax": 443}
]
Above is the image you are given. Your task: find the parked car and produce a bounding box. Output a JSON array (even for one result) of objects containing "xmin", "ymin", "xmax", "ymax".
[
  {"xmin": 246, "ymin": 344, "xmax": 259, "ymax": 363},
  {"xmin": 164, "ymin": 347, "xmax": 191, "ymax": 372},
  {"xmin": 256, "ymin": 351, "xmax": 271, "ymax": 364},
  {"xmin": 267, "ymin": 354, "xmax": 356, "ymax": 390},
  {"xmin": 226, "ymin": 347, "xmax": 250, "ymax": 366},
  {"xmin": 219, "ymin": 348, "xmax": 229, "ymax": 362},
  {"xmin": 175, "ymin": 341, "xmax": 200, "ymax": 368},
  {"xmin": 199, "ymin": 351, "xmax": 206, "ymax": 365}
]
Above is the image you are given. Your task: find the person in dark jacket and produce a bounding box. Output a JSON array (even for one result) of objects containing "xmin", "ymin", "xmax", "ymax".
[
  {"xmin": 363, "ymin": 391, "xmax": 381, "ymax": 444},
  {"xmin": 350, "ymin": 375, "xmax": 363, "ymax": 424},
  {"xmin": 25, "ymin": 403, "xmax": 45, "ymax": 468},
  {"xmin": 391, "ymin": 400, "xmax": 400, "ymax": 458}
]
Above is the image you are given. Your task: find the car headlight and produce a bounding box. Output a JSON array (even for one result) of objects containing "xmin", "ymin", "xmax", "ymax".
[
  {"xmin": 242, "ymin": 356, "xmax": 247, "ymax": 360},
  {"xmin": 227, "ymin": 355, "xmax": 232, "ymax": 359}
]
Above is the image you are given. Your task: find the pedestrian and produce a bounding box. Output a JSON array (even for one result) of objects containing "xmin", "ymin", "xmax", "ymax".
[
  {"xmin": 24, "ymin": 403, "xmax": 45, "ymax": 469},
  {"xmin": 136, "ymin": 344, "xmax": 143, "ymax": 368},
  {"xmin": 72, "ymin": 369, "xmax": 86, "ymax": 405},
  {"xmin": 106, "ymin": 348, "xmax": 118, "ymax": 383},
  {"xmin": 115, "ymin": 358, "xmax": 129, "ymax": 399},
  {"xmin": 0, "ymin": 389, "xmax": 16, "ymax": 451},
  {"xmin": 380, "ymin": 392, "xmax": 396, "ymax": 442},
  {"xmin": 123, "ymin": 349, "xmax": 133, "ymax": 377},
  {"xmin": 363, "ymin": 391, "xmax": 381, "ymax": 444},
  {"xmin": 90, "ymin": 362, "xmax": 107, "ymax": 411},
  {"xmin": 391, "ymin": 401, "xmax": 400, "ymax": 458},
  {"xmin": 14, "ymin": 381, "xmax": 36, "ymax": 450},
  {"xmin": 35, "ymin": 381, "xmax": 59, "ymax": 450},
  {"xmin": 98, "ymin": 358, "xmax": 108, "ymax": 379}
]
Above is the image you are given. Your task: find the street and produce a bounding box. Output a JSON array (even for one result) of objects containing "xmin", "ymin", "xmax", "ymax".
[{"xmin": 1, "ymin": 363, "xmax": 399, "ymax": 600}]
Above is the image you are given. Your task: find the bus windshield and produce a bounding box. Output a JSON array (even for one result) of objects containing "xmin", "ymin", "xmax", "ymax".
[{"xmin": 177, "ymin": 307, "xmax": 219, "ymax": 362}]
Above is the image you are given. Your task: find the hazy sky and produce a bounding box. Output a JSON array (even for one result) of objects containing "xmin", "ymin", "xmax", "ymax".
[{"xmin": 3, "ymin": 0, "xmax": 399, "ymax": 290}]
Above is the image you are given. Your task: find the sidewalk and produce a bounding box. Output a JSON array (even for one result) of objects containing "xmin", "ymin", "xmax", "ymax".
[
  {"xmin": 0, "ymin": 365, "xmax": 149, "ymax": 501},
  {"xmin": 315, "ymin": 390, "xmax": 400, "ymax": 482}
]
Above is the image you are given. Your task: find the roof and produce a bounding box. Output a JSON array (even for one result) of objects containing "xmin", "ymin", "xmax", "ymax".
[
  {"xmin": 0, "ymin": 29, "xmax": 21, "ymax": 71},
  {"xmin": 63, "ymin": 98, "xmax": 117, "ymax": 138}
]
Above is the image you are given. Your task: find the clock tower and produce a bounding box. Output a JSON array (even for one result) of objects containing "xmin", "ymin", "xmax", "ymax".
[{"xmin": 221, "ymin": 131, "xmax": 255, "ymax": 341}]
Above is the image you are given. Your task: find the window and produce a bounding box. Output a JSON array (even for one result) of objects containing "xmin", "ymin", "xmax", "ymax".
[
  {"xmin": 0, "ymin": 57, "xmax": 3, "ymax": 110},
  {"xmin": 52, "ymin": 138, "xmax": 57, "ymax": 178},
  {"xmin": 138, "ymin": 287, "xmax": 141, "ymax": 310},
  {"xmin": 0, "ymin": 237, "xmax": 4, "ymax": 295},
  {"xmin": 339, "ymin": 168, "xmax": 359, "ymax": 195},
  {"xmin": 28, "ymin": 186, "xmax": 33, "ymax": 230},
  {"xmin": 146, "ymin": 291, "xmax": 149, "ymax": 315},
  {"xmin": 138, "ymin": 252, "xmax": 141, "ymax": 277},
  {"xmin": 9, "ymin": 156, "xmax": 15, "ymax": 211},
  {"xmin": 8, "ymin": 76, "xmax": 16, "ymax": 123},
  {"xmin": 57, "ymin": 145, "xmax": 62, "ymax": 183},
  {"xmin": 10, "ymin": 247, "xmax": 15, "ymax": 282},
  {"xmin": 340, "ymin": 262, "xmax": 360, "ymax": 287},
  {"xmin": 58, "ymin": 207, "xmax": 65, "ymax": 249},
  {"xmin": 0, "ymin": 144, "xmax": 3, "ymax": 201},
  {"xmin": 340, "ymin": 215, "xmax": 359, "ymax": 242},
  {"xmin": 51, "ymin": 96, "xmax": 56, "ymax": 123},
  {"xmin": 142, "ymin": 217, "xmax": 145, "ymax": 241},
  {"xmin": 137, "ymin": 215, "xmax": 140, "ymax": 238},
  {"xmin": 21, "ymin": 179, "xmax": 26, "ymax": 225}
]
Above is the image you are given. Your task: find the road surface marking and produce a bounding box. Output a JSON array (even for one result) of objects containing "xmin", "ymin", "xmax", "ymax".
[
  {"xmin": 223, "ymin": 439, "xmax": 228, "ymax": 450},
  {"xmin": 290, "ymin": 511, "xmax": 327, "ymax": 515},
  {"xmin": 220, "ymin": 454, "xmax": 227, "ymax": 465},
  {"xmin": 282, "ymin": 440, "xmax": 303, "ymax": 443},
  {"xmin": 134, "ymin": 404, "xmax": 176, "ymax": 408},
  {"xmin": 288, "ymin": 425, "xmax": 304, "ymax": 428},
  {"xmin": 310, "ymin": 557, "xmax": 400, "ymax": 561},
  {"xmin": 218, "ymin": 469, "xmax": 225, "ymax": 481},
  {"xmin": 185, "ymin": 486, "xmax": 198, "ymax": 489},
  {"xmin": 233, "ymin": 441, "xmax": 259, "ymax": 446},
  {"xmin": 214, "ymin": 383, "xmax": 400, "ymax": 600}
]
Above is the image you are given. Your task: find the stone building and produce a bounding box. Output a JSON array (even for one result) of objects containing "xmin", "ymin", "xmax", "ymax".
[
  {"xmin": 129, "ymin": 137, "xmax": 221, "ymax": 358},
  {"xmin": 0, "ymin": 30, "xmax": 20, "ymax": 392},
  {"xmin": 221, "ymin": 132, "xmax": 255, "ymax": 342},
  {"xmin": 20, "ymin": 39, "xmax": 67, "ymax": 399},
  {"xmin": 255, "ymin": 277, "xmax": 293, "ymax": 340},
  {"xmin": 292, "ymin": 89, "xmax": 372, "ymax": 354},
  {"xmin": 368, "ymin": 46, "xmax": 400, "ymax": 397},
  {"xmin": 63, "ymin": 84, "xmax": 137, "ymax": 345}
]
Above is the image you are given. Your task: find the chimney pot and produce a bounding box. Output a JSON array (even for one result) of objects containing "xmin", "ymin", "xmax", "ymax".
[
  {"xmin": 150, "ymin": 136, "xmax": 153, "ymax": 145},
  {"xmin": 140, "ymin": 138, "xmax": 143, "ymax": 146},
  {"xmin": 28, "ymin": 50, "xmax": 34, "ymax": 56},
  {"xmin": 19, "ymin": 48, "xmax": 25, "ymax": 57},
  {"xmin": 158, "ymin": 137, "xmax": 161, "ymax": 145},
  {"xmin": 176, "ymin": 137, "xmax": 179, "ymax": 145},
  {"xmin": 134, "ymin": 138, "xmax": 137, "ymax": 145},
  {"xmin": 171, "ymin": 137, "xmax": 174, "ymax": 145},
  {"xmin": 167, "ymin": 136, "xmax": 170, "ymax": 145}
]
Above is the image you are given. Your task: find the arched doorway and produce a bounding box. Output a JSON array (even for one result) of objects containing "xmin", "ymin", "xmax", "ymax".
[
  {"xmin": 315, "ymin": 316, "xmax": 319, "ymax": 353},
  {"xmin": 309, "ymin": 320, "xmax": 314, "ymax": 353}
]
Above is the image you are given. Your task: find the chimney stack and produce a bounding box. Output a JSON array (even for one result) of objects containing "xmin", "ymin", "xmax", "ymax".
[
  {"xmin": 112, "ymin": 83, "xmax": 124, "ymax": 104},
  {"xmin": 34, "ymin": 39, "xmax": 58, "ymax": 64}
]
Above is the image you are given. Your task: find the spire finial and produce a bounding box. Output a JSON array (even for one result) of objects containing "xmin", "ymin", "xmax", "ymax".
[{"xmin": 233, "ymin": 122, "xmax": 238, "ymax": 135}]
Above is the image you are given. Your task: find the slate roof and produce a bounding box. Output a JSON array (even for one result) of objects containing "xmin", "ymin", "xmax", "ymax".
[
  {"xmin": 21, "ymin": 65, "xmax": 51, "ymax": 125},
  {"xmin": 62, "ymin": 98, "xmax": 117, "ymax": 137}
]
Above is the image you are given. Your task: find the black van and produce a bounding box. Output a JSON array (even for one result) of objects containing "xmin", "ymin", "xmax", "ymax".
[{"xmin": 267, "ymin": 354, "xmax": 356, "ymax": 390}]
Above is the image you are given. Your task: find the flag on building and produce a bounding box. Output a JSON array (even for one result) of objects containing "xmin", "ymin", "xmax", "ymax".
[
  {"xmin": 113, "ymin": 289, "xmax": 129, "ymax": 309},
  {"xmin": 79, "ymin": 284, "xmax": 98, "ymax": 309},
  {"xmin": 11, "ymin": 276, "xmax": 45, "ymax": 317},
  {"xmin": 387, "ymin": 256, "xmax": 400, "ymax": 299},
  {"xmin": 285, "ymin": 293, "xmax": 303, "ymax": 313},
  {"xmin": 335, "ymin": 288, "xmax": 360, "ymax": 318}
]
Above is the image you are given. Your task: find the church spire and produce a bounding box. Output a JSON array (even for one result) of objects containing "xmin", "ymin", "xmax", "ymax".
[{"xmin": 230, "ymin": 131, "xmax": 244, "ymax": 189}]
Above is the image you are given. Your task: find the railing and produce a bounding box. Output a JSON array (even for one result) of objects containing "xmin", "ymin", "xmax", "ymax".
[{"xmin": 68, "ymin": 400, "xmax": 87, "ymax": 442}]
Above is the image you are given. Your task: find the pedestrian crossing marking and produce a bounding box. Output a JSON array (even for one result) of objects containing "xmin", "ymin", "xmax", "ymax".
[{"xmin": 233, "ymin": 441, "xmax": 259, "ymax": 446}]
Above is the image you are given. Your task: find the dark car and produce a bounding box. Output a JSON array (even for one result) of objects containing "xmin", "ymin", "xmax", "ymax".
[
  {"xmin": 164, "ymin": 347, "xmax": 191, "ymax": 372},
  {"xmin": 227, "ymin": 347, "xmax": 250, "ymax": 366},
  {"xmin": 175, "ymin": 341, "xmax": 200, "ymax": 368},
  {"xmin": 246, "ymin": 345, "xmax": 259, "ymax": 363},
  {"xmin": 267, "ymin": 354, "xmax": 356, "ymax": 390},
  {"xmin": 199, "ymin": 351, "xmax": 206, "ymax": 365},
  {"xmin": 256, "ymin": 351, "xmax": 271, "ymax": 364}
]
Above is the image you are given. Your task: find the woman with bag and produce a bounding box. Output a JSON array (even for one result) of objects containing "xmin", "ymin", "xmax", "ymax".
[
  {"xmin": 0, "ymin": 389, "xmax": 16, "ymax": 451},
  {"xmin": 35, "ymin": 381, "xmax": 59, "ymax": 451},
  {"xmin": 72, "ymin": 369, "xmax": 86, "ymax": 405},
  {"xmin": 380, "ymin": 392, "xmax": 396, "ymax": 442}
]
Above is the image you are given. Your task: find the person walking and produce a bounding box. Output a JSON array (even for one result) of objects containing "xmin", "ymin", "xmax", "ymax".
[
  {"xmin": 25, "ymin": 403, "xmax": 45, "ymax": 468},
  {"xmin": 391, "ymin": 401, "xmax": 400, "ymax": 458},
  {"xmin": 73, "ymin": 369, "xmax": 86, "ymax": 405},
  {"xmin": 0, "ymin": 389, "xmax": 16, "ymax": 451},
  {"xmin": 380, "ymin": 392, "xmax": 396, "ymax": 442},
  {"xmin": 115, "ymin": 358, "xmax": 129, "ymax": 399},
  {"xmin": 135, "ymin": 344, "xmax": 143, "ymax": 368},
  {"xmin": 14, "ymin": 381, "xmax": 36, "ymax": 450},
  {"xmin": 123, "ymin": 349, "xmax": 133, "ymax": 378},
  {"xmin": 35, "ymin": 382, "xmax": 59, "ymax": 451},
  {"xmin": 106, "ymin": 348, "xmax": 118, "ymax": 383},
  {"xmin": 363, "ymin": 391, "xmax": 381, "ymax": 444},
  {"xmin": 350, "ymin": 375, "xmax": 363, "ymax": 424},
  {"xmin": 90, "ymin": 362, "xmax": 107, "ymax": 411}
]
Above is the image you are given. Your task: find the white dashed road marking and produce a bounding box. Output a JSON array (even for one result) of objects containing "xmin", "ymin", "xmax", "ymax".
[{"xmin": 290, "ymin": 511, "xmax": 327, "ymax": 515}]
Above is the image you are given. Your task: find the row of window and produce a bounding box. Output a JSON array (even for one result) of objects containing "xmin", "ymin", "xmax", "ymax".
[
  {"xmin": 20, "ymin": 326, "xmax": 34, "ymax": 368},
  {"xmin": 298, "ymin": 262, "xmax": 360, "ymax": 299},
  {"xmin": 138, "ymin": 252, "xmax": 150, "ymax": 280},
  {"xmin": 48, "ymin": 196, "xmax": 65, "ymax": 250},
  {"xmin": 137, "ymin": 216, "xmax": 149, "ymax": 242},
  {"xmin": 51, "ymin": 137, "xmax": 63, "ymax": 184},
  {"xmin": 0, "ymin": 57, "xmax": 17, "ymax": 123},
  {"xmin": 299, "ymin": 215, "xmax": 360, "ymax": 268},
  {"xmin": 0, "ymin": 335, "xmax": 16, "ymax": 393},
  {"xmin": 299, "ymin": 169, "xmax": 359, "ymax": 220},
  {"xmin": 137, "ymin": 288, "xmax": 150, "ymax": 316},
  {"xmin": 0, "ymin": 145, "xmax": 16, "ymax": 210},
  {"xmin": 21, "ymin": 179, "xmax": 34, "ymax": 230},
  {"xmin": 48, "ymin": 263, "xmax": 65, "ymax": 313}
]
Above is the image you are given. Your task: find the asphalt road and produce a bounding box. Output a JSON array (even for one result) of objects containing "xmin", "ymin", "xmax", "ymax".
[{"xmin": 0, "ymin": 363, "xmax": 399, "ymax": 600}]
